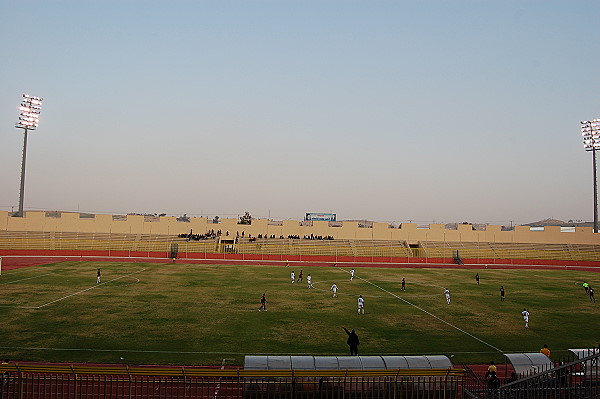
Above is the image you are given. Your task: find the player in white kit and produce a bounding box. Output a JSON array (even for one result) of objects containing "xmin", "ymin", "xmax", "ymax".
[
  {"xmin": 331, "ymin": 283, "xmax": 338, "ymax": 297},
  {"xmin": 444, "ymin": 288, "xmax": 451, "ymax": 305},
  {"xmin": 350, "ymin": 269, "xmax": 355, "ymax": 280},
  {"xmin": 522, "ymin": 308, "xmax": 529, "ymax": 329},
  {"xmin": 358, "ymin": 295, "xmax": 364, "ymax": 314},
  {"xmin": 291, "ymin": 271, "xmax": 295, "ymax": 284},
  {"xmin": 307, "ymin": 274, "xmax": 313, "ymax": 289}
]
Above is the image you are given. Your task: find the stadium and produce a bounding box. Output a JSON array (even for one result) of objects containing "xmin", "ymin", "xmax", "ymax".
[
  {"xmin": 3, "ymin": 2, "xmax": 600, "ymax": 398},
  {"xmin": 0, "ymin": 210, "xmax": 599, "ymax": 398}
]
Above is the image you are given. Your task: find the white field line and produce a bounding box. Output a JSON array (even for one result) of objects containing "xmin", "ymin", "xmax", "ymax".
[
  {"xmin": 304, "ymin": 280, "xmax": 335, "ymax": 295},
  {"xmin": 312, "ymin": 278, "xmax": 438, "ymax": 298},
  {"xmin": 35, "ymin": 268, "xmax": 148, "ymax": 309},
  {"xmin": 0, "ymin": 273, "xmax": 54, "ymax": 286},
  {"xmin": 0, "ymin": 345, "xmax": 248, "ymax": 355},
  {"xmin": 100, "ymin": 277, "xmax": 140, "ymax": 288},
  {"xmin": 0, "ymin": 345, "xmax": 505, "ymax": 356},
  {"xmin": 0, "ymin": 304, "xmax": 39, "ymax": 309},
  {"xmin": 310, "ymin": 280, "xmax": 396, "ymax": 298},
  {"xmin": 337, "ymin": 267, "xmax": 504, "ymax": 354}
]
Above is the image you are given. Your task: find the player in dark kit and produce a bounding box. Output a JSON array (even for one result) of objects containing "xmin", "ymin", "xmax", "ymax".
[
  {"xmin": 258, "ymin": 294, "xmax": 268, "ymax": 311},
  {"xmin": 590, "ymin": 287, "xmax": 595, "ymax": 303},
  {"xmin": 401, "ymin": 278, "xmax": 406, "ymax": 291},
  {"xmin": 475, "ymin": 273, "xmax": 480, "ymax": 285},
  {"xmin": 96, "ymin": 269, "xmax": 101, "ymax": 284},
  {"xmin": 297, "ymin": 270, "xmax": 303, "ymax": 283},
  {"xmin": 500, "ymin": 286, "xmax": 505, "ymax": 301}
]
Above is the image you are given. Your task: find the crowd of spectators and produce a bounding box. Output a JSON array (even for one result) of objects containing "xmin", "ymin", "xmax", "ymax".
[
  {"xmin": 286, "ymin": 234, "xmax": 334, "ymax": 240},
  {"xmin": 179, "ymin": 230, "xmax": 335, "ymax": 241},
  {"xmin": 178, "ymin": 229, "xmax": 230, "ymax": 241},
  {"xmin": 246, "ymin": 234, "xmax": 335, "ymax": 240},
  {"xmin": 303, "ymin": 234, "xmax": 334, "ymax": 240}
]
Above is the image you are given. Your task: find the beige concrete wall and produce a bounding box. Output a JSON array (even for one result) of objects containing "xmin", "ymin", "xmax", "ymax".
[{"xmin": 0, "ymin": 211, "xmax": 598, "ymax": 245}]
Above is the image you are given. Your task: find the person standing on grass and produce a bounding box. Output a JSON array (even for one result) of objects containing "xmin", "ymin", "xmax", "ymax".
[
  {"xmin": 307, "ymin": 274, "xmax": 313, "ymax": 289},
  {"xmin": 540, "ymin": 344, "xmax": 550, "ymax": 358},
  {"xmin": 331, "ymin": 283, "xmax": 338, "ymax": 298},
  {"xmin": 96, "ymin": 268, "xmax": 101, "ymax": 284},
  {"xmin": 358, "ymin": 295, "xmax": 365, "ymax": 314},
  {"xmin": 475, "ymin": 273, "xmax": 480, "ymax": 285},
  {"xmin": 589, "ymin": 287, "xmax": 595, "ymax": 303},
  {"xmin": 401, "ymin": 278, "xmax": 406, "ymax": 291},
  {"xmin": 444, "ymin": 288, "xmax": 451, "ymax": 305},
  {"xmin": 297, "ymin": 270, "xmax": 303, "ymax": 283},
  {"xmin": 522, "ymin": 308, "xmax": 530, "ymax": 329},
  {"xmin": 583, "ymin": 281, "xmax": 590, "ymax": 294},
  {"xmin": 258, "ymin": 293, "xmax": 268, "ymax": 311},
  {"xmin": 500, "ymin": 286, "xmax": 505, "ymax": 301},
  {"xmin": 343, "ymin": 327, "xmax": 360, "ymax": 355},
  {"xmin": 291, "ymin": 271, "xmax": 295, "ymax": 284},
  {"xmin": 350, "ymin": 269, "xmax": 355, "ymax": 280}
]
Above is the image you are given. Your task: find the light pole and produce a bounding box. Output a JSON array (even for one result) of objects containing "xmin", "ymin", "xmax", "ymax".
[
  {"xmin": 15, "ymin": 94, "xmax": 43, "ymax": 217},
  {"xmin": 580, "ymin": 119, "xmax": 600, "ymax": 233}
]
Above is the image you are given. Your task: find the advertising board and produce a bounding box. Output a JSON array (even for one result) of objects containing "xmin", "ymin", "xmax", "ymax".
[{"xmin": 305, "ymin": 213, "xmax": 336, "ymax": 221}]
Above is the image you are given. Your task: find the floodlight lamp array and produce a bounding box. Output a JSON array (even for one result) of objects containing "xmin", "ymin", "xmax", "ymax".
[
  {"xmin": 581, "ymin": 119, "xmax": 600, "ymax": 151},
  {"xmin": 16, "ymin": 94, "xmax": 43, "ymax": 130}
]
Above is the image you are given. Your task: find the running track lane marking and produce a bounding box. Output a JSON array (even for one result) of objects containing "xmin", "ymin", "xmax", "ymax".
[
  {"xmin": 35, "ymin": 268, "xmax": 149, "ymax": 309},
  {"xmin": 338, "ymin": 267, "xmax": 504, "ymax": 354},
  {"xmin": 213, "ymin": 358, "xmax": 234, "ymax": 399}
]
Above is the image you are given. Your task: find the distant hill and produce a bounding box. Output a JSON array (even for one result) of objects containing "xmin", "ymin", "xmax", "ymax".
[{"xmin": 523, "ymin": 218, "xmax": 593, "ymax": 227}]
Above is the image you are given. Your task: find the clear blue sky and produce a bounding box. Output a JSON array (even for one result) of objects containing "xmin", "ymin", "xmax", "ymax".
[{"xmin": 1, "ymin": 0, "xmax": 599, "ymax": 225}]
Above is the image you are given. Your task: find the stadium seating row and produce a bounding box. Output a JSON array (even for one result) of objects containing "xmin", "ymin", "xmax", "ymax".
[{"xmin": 1, "ymin": 231, "xmax": 599, "ymax": 261}]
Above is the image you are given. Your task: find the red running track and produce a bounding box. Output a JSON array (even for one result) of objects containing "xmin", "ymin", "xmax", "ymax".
[{"xmin": 1, "ymin": 254, "xmax": 600, "ymax": 273}]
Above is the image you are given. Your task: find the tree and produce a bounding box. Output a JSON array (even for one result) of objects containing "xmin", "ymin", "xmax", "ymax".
[
  {"xmin": 239, "ymin": 211, "xmax": 252, "ymax": 225},
  {"xmin": 176, "ymin": 214, "xmax": 190, "ymax": 223}
]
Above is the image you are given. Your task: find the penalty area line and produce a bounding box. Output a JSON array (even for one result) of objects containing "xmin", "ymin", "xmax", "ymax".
[
  {"xmin": 35, "ymin": 268, "xmax": 149, "ymax": 309},
  {"xmin": 0, "ymin": 273, "xmax": 54, "ymax": 286},
  {"xmin": 0, "ymin": 345, "xmax": 248, "ymax": 356},
  {"xmin": 0, "ymin": 345, "xmax": 506, "ymax": 357},
  {"xmin": 337, "ymin": 267, "xmax": 504, "ymax": 354}
]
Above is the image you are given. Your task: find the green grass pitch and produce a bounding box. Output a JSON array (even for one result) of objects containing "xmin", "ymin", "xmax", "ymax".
[{"xmin": 0, "ymin": 261, "xmax": 598, "ymax": 366}]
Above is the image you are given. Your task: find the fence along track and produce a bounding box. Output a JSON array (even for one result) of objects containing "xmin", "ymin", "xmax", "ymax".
[
  {"xmin": 2, "ymin": 230, "xmax": 600, "ymax": 262},
  {"xmin": 0, "ymin": 364, "xmax": 464, "ymax": 398},
  {"xmin": 462, "ymin": 351, "xmax": 600, "ymax": 399}
]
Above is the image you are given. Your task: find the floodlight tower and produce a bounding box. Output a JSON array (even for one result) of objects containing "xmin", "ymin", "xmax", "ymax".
[
  {"xmin": 15, "ymin": 94, "xmax": 43, "ymax": 217},
  {"xmin": 580, "ymin": 119, "xmax": 600, "ymax": 233}
]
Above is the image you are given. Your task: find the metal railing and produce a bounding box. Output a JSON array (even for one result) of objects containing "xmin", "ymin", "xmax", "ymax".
[
  {"xmin": 0, "ymin": 364, "xmax": 464, "ymax": 399},
  {"xmin": 2, "ymin": 230, "xmax": 600, "ymax": 263},
  {"xmin": 462, "ymin": 351, "xmax": 600, "ymax": 399}
]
